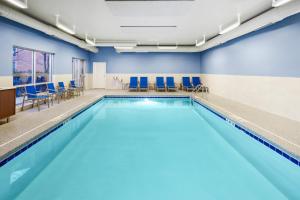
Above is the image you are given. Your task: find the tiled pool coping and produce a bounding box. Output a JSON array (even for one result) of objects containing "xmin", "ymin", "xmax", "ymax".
[
  {"xmin": 192, "ymin": 99, "xmax": 300, "ymax": 167},
  {"xmin": 0, "ymin": 95, "xmax": 299, "ymax": 168}
]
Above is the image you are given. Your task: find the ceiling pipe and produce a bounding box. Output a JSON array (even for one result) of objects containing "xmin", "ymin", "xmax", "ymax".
[
  {"xmin": 197, "ymin": 0, "xmax": 300, "ymax": 53},
  {"xmin": 0, "ymin": 3, "xmax": 98, "ymax": 53}
]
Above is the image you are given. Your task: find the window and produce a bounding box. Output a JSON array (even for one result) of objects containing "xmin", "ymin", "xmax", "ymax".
[
  {"xmin": 13, "ymin": 48, "xmax": 34, "ymax": 86},
  {"xmin": 13, "ymin": 47, "xmax": 54, "ymax": 102},
  {"xmin": 35, "ymin": 51, "xmax": 51, "ymax": 84}
]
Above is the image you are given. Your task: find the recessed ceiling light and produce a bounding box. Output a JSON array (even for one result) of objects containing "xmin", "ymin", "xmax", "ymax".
[
  {"xmin": 5, "ymin": 0, "xmax": 27, "ymax": 9},
  {"xmin": 55, "ymin": 15, "xmax": 75, "ymax": 35},
  {"xmin": 272, "ymin": 0, "xmax": 293, "ymax": 7},
  {"xmin": 196, "ymin": 35, "xmax": 206, "ymax": 47},
  {"xmin": 219, "ymin": 14, "xmax": 241, "ymax": 35}
]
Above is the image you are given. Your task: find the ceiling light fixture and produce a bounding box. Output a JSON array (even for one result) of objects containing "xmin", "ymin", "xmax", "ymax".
[
  {"xmin": 219, "ymin": 14, "xmax": 241, "ymax": 35},
  {"xmin": 55, "ymin": 15, "xmax": 75, "ymax": 35},
  {"xmin": 272, "ymin": 0, "xmax": 293, "ymax": 7},
  {"xmin": 157, "ymin": 43, "xmax": 178, "ymax": 50},
  {"xmin": 114, "ymin": 46, "xmax": 135, "ymax": 50},
  {"xmin": 196, "ymin": 35, "xmax": 206, "ymax": 47},
  {"xmin": 158, "ymin": 46, "xmax": 178, "ymax": 50},
  {"xmin": 5, "ymin": 0, "xmax": 27, "ymax": 9},
  {"xmin": 114, "ymin": 42, "xmax": 137, "ymax": 50},
  {"xmin": 85, "ymin": 34, "xmax": 96, "ymax": 46}
]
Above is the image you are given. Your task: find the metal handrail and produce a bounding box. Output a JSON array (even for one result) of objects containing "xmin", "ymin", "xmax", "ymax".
[
  {"xmin": 192, "ymin": 84, "xmax": 202, "ymax": 93},
  {"xmin": 14, "ymin": 81, "xmax": 52, "ymax": 89}
]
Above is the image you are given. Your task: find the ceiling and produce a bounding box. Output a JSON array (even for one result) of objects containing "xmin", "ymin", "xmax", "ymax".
[{"xmin": 4, "ymin": 0, "xmax": 274, "ymax": 46}]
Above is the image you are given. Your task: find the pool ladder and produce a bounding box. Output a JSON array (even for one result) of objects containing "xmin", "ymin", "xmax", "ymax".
[
  {"xmin": 189, "ymin": 93, "xmax": 194, "ymax": 106},
  {"xmin": 193, "ymin": 85, "xmax": 209, "ymax": 93},
  {"xmin": 193, "ymin": 85, "xmax": 201, "ymax": 93}
]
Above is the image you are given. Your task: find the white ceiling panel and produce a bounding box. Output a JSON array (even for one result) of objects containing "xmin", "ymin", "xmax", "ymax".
[{"xmin": 3, "ymin": 0, "xmax": 273, "ymax": 46}]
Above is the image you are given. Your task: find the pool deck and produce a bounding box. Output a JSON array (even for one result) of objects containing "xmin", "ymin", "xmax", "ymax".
[{"xmin": 0, "ymin": 89, "xmax": 300, "ymax": 161}]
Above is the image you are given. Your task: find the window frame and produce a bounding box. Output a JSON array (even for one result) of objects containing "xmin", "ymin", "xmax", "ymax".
[{"xmin": 13, "ymin": 46, "xmax": 54, "ymax": 86}]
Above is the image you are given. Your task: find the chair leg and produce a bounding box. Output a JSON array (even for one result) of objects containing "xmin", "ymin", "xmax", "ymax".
[
  {"xmin": 47, "ymin": 98, "xmax": 50, "ymax": 108},
  {"xmin": 22, "ymin": 96, "xmax": 25, "ymax": 111},
  {"xmin": 52, "ymin": 96, "xmax": 54, "ymax": 106},
  {"xmin": 37, "ymin": 100, "xmax": 40, "ymax": 111}
]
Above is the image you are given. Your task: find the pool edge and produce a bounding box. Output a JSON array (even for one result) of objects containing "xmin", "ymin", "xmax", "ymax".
[{"xmin": 0, "ymin": 95, "xmax": 299, "ymax": 168}]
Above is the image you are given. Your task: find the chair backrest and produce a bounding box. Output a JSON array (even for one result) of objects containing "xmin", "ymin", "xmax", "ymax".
[
  {"xmin": 129, "ymin": 77, "xmax": 138, "ymax": 88},
  {"xmin": 70, "ymin": 80, "xmax": 76, "ymax": 87},
  {"xmin": 58, "ymin": 82, "xmax": 65, "ymax": 89},
  {"xmin": 47, "ymin": 83, "xmax": 56, "ymax": 93},
  {"xmin": 192, "ymin": 77, "xmax": 201, "ymax": 87},
  {"xmin": 182, "ymin": 77, "xmax": 192, "ymax": 87},
  {"xmin": 166, "ymin": 77, "xmax": 175, "ymax": 87},
  {"xmin": 140, "ymin": 77, "xmax": 148, "ymax": 87},
  {"xmin": 25, "ymin": 85, "xmax": 37, "ymax": 98},
  {"xmin": 27, "ymin": 76, "xmax": 32, "ymax": 84},
  {"xmin": 156, "ymin": 77, "xmax": 164, "ymax": 87}
]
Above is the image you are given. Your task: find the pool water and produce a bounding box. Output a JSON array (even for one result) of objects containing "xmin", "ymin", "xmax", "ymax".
[{"xmin": 1, "ymin": 98, "xmax": 300, "ymax": 200}]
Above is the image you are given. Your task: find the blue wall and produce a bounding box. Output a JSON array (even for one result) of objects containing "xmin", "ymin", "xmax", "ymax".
[
  {"xmin": 200, "ymin": 13, "xmax": 300, "ymax": 77},
  {"xmin": 4, "ymin": 11, "xmax": 300, "ymax": 77},
  {"xmin": 0, "ymin": 17, "xmax": 91, "ymax": 76},
  {"xmin": 0, "ymin": 16, "xmax": 200, "ymax": 76},
  {"xmin": 90, "ymin": 47, "xmax": 201, "ymax": 74}
]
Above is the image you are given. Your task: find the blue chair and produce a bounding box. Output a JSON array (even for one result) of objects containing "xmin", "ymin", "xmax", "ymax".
[
  {"xmin": 58, "ymin": 82, "xmax": 70, "ymax": 98},
  {"xmin": 70, "ymin": 80, "xmax": 82, "ymax": 96},
  {"xmin": 182, "ymin": 77, "xmax": 194, "ymax": 91},
  {"xmin": 139, "ymin": 77, "xmax": 148, "ymax": 91},
  {"xmin": 22, "ymin": 85, "xmax": 50, "ymax": 111},
  {"xmin": 192, "ymin": 77, "xmax": 201, "ymax": 87},
  {"xmin": 129, "ymin": 77, "xmax": 138, "ymax": 91},
  {"xmin": 166, "ymin": 77, "xmax": 177, "ymax": 91},
  {"xmin": 192, "ymin": 77, "xmax": 209, "ymax": 92},
  {"xmin": 156, "ymin": 77, "xmax": 165, "ymax": 91},
  {"xmin": 47, "ymin": 83, "xmax": 62, "ymax": 104}
]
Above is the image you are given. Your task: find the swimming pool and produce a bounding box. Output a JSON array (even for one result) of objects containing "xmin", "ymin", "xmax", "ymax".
[{"xmin": 0, "ymin": 97, "xmax": 300, "ymax": 200}]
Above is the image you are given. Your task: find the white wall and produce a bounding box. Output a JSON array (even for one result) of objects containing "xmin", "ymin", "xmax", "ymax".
[
  {"xmin": 200, "ymin": 74, "xmax": 300, "ymax": 122},
  {"xmin": 0, "ymin": 76, "xmax": 13, "ymax": 88}
]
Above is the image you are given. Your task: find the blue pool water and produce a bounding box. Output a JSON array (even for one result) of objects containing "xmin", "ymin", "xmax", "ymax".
[{"xmin": 0, "ymin": 97, "xmax": 300, "ymax": 200}]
